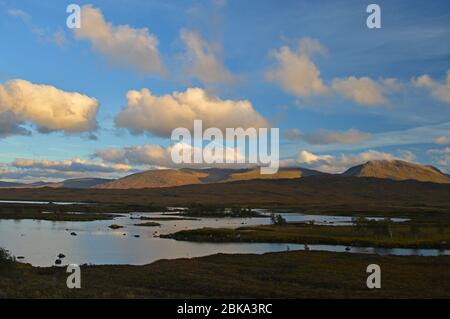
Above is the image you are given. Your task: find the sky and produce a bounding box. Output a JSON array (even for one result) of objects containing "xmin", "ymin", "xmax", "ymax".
[{"xmin": 0, "ymin": 0, "xmax": 449, "ymax": 182}]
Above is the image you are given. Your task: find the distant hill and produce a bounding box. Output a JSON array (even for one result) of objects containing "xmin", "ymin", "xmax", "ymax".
[
  {"xmin": 3, "ymin": 160, "xmax": 449, "ymax": 190},
  {"xmin": 0, "ymin": 181, "xmax": 24, "ymax": 188},
  {"xmin": 343, "ymin": 160, "xmax": 450, "ymax": 184},
  {"xmin": 2, "ymin": 175, "xmax": 450, "ymax": 214},
  {"xmin": 44, "ymin": 178, "xmax": 114, "ymax": 189},
  {"xmin": 95, "ymin": 169, "xmax": 209, "ymax": 189},
  {"xmin": 0, "ymin": 178, "xmax": 112, "ymax": 189},
  {"xmin": 95, "ymin": 167, "xmax": 325, "ymax": 189}
]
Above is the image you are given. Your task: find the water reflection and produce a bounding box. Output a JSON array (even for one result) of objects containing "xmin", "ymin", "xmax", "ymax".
[{"xmin": 0, "ymin": 212, "xmax": 445, "ymax": 267}]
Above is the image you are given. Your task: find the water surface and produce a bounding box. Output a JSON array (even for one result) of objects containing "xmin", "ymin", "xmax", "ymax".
[{"xmin": 0, "ymin": 212, "xmax": 445, "ymax": 267}]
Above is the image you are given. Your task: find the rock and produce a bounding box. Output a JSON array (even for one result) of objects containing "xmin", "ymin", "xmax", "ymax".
[
  {"xmin": 345, "ymin": 247, "xmax": 351, "ymax": 251},
  {"xmin": 123, "ymin": 233, "xmax": 127, "ymax": 236},
  {"xmin": 58, "ymin": 253, "xmax": 66, "ymax": 259},
  {"xmin": 55, "ymin": 259, "xmax": 62, "ymax": 265},
  {"xmin": 109, "ymin": 224, "xmax": 124, "ymax": 230},
  {"xmin": 70, "ymin": 232, "xmax": 77, "ymax": 236},
  {"xmin": 17, "ymin": 256, "xmax": 25, "ymax": 259},
  {"xmin": 134, "ymin": 235, "xmax": 140, "ymax": 238}
]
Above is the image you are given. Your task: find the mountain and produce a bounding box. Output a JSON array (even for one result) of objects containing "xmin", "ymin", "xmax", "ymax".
[
  {"xmin": 2, "ymin": 175, "xmax": 450, "ymax": 214},
  {"xmin": 44, "ymin": 178, "xmax": 114, "ymax": 189},
  {"xmin": 95, "ymin": 169, "xmax": 208, "ymax": 189},
  {"xmin": 3, "ymin": 160, "xmax": 448, "ymax": 190},
  {"xmin": 95, "ymin": 167, "xmax": 325, "ymax": 189},
  {"xmin": 0, "ymin": 178, "xmax": 112, "ymax": 189},
  {"xmin": 343, "ymin": 160, "xmax": 450, "ymax": 184},
  {"xmin": 0, "ymin": 181, "xmax": 25, "ymax": 188}
]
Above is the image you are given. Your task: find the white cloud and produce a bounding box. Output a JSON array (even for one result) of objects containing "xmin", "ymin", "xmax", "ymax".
[
  {"xmin": 412, "ymin": 70, "xmax": 450, "ymax": 103},
  {"xmin": 0, "ymin": 157, "xmax": 133, "ymax": 183},
  {"xmin": 332, "ymin": 76, "xmax": 395, "ymax": 106},
  {"xmin": 296, "ymin": 150, "xmax": 333, "ymax": 164},
  {"xmin": 435, "ymin": 136, "xmax": 450, "ymax": 145},
  {"xmin": 181, "ymin": 29, "xmax": 235, "ymax": 84},
  {"xmin": 13, "ymin": 158, "xmax": 131, "ymax": 173},
  {"xmin": 95, "ymin": 144, "xmax": 170, "ymax": 167},
  {"xmin": 94, "ymin": 143, "xmax": 246, "ymax": 169},
  {"xmin": 115, "ymin": 87, "xmax": 269, "ymax": 137},
  {"xmin": 291, "ymin": 149, "xmax": 398, "ymax": 173},
  {"xmin": 0, "ymin": 79, "xmax": 99, "ymax": 135},
  {"xmin": 74, "ymin": 5, "xmax": 165, "ymax": 76},
  {"xmin": 427, "ymin": 147, "xmax": 450, "ymax": 167},
  {"xmin": 266, "ymin": 38, "xmax": 401, "ymax": 106},
  {"xmin": 266, "ymin": 38, "xmax": 328, "ymax": 97}
]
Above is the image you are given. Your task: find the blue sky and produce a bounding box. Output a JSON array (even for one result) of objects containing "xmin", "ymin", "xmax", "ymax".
[{"xmin": 0, "ymin": 0, "xmax": 449, "ymax": 182}]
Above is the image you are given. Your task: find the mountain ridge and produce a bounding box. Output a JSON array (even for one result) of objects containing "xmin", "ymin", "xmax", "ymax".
[
  {"xmin": 1, "ymin": 160, "xmax": 449, "ymax": 189},
  {"xmin": 343, "ymin": 159, "xmax": 450, "ymax": 184}
]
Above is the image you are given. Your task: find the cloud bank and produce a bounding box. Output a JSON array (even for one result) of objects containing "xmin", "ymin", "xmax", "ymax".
[
  {"xmin": 284, "ymin": 128, "xmax": 371, "ymax": 145},
  {"xmin": 284, "ymin": 149, "xmax": 401, "ymax": 173},
  {"xmin": 0, "ymin": 79, "xmax": 99, "ymax": 136},
  {"xmin": 94, "ymin": 143, "xmax": 246, "ymax": 169},
  {"xmin": 115, "ymin": 87, "xmax": 269, "ymax": 137}
]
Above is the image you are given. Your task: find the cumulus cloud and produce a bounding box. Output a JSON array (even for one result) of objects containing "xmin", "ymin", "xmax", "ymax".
[
  {"xmin": 0, "ymin": 79, "xmax": 99, "ymax": 135},
  {"xmin": 74, "ymin": 5, "xmax": 165, "ymax": 75},
  {"xmin": 284, "ymin": 128, "xmax": 371, "ymax": 145},
  {"xmin": 412, "ymin": 70, "xmax": 450, "ymax": 103},
  {"xmin": 331, "ymin": 76, "xmax": 399, "ymax": 106},
  {"xmin": 266, "ymin": 38, "xmax": 328, "ymax": 98},
  {"xmin": 115, "ymin": 87, "xmax": 269, "ymax": 137},
  {"xmin": 95, "ymin": 144, "xmax": 171, "ymax": 167},
  {"xmin": 181, "ymin": 29, "xmax": 235, "ymax": 84},
  {"xmin": 265, "ymin": 38, "xmax": 405, "ymax": 106},
  {"xmin": 287, "ymin": 149, "xmax": 399, "ymax": 173}
]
